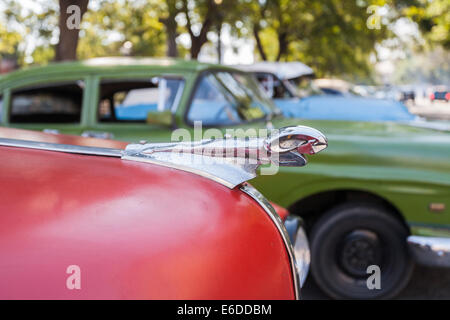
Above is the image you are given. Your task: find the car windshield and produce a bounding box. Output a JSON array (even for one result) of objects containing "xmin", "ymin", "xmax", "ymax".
[
  {"xmin": 253, "ymin": 72, "xmax": 323, "ymax": 99},
  {"xmin": 254, "ymin": 73, "xmax": 295, "ymax": 99},
  {"xmin": 187, "ymin": 71, "xmax": 277, "ymax": 126},
  {"xmin": 287, "ymin": 76, "xmax": 323, "ymax": 98}
]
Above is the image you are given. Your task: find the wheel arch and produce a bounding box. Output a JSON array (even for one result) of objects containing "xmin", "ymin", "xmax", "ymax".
[{"xmin": 288, "ymin": 188, "xmax": 410, "ymax": 234}]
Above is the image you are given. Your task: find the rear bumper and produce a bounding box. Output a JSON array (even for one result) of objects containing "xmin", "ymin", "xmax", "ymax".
[
  {"xmin": 284, "ymin": 216, "xmax": 310, "ymax": 287},
  {"xmin": 408, "ymin": 235, "xmax": 450, "ymax": 267}
]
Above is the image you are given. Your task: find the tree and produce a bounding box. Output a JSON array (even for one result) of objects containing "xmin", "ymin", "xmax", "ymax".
[
  {"xmin": 0, "ymin": 0, "xmax": 58, "ymax": 66},
  {"xmin": 181, "ymin": 0, "xmax": 214, "ymax": 59},
  {"xmin": 77, "ymin": 0, "xmax": 166, "ymax": 59},
  {"xmin": 233, "ymin": 0, "xmax": 316, "ymax": 62},
  {"xmin": 180, "ymin": 0, "xmax": 239, "ymax": 59},
  {"xmin": 288, "ymin": 0, "xmax": 391, "ymax": 78},
  {"xmin": 0, "ymin": 24, "xmax": 22, "ymax": 62},
  {"xmin": 55, "ymin": 0, "xmax": 89, "ymax": 61},
  {"xmin": 231, "ymin": 0, "xmax": 395, "ymax": 79},
  {"xmin": 403, "ymin": 0, "xmax": 450, "ymax": 49},
  {"xmin": 160, "ymin": 0, "xmax": 182, "ymax": 57}
]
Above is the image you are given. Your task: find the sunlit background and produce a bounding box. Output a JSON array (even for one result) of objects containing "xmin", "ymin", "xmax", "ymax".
[{"xmin": 0, "ymin": 0, "xmax": 449, "ymax": 118}]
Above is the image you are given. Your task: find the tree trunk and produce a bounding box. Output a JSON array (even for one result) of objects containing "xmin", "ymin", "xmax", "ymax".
[
  {"xmin": 253, "ymin": 26, "xmax": 267, "ymax": 61},
  {"xmin": 161, "ymin": 0, "xmax": 179, "ymax": 57},
  {"xmin": 276, "ymin": 32, "xmax": 288, "ymax": 61},
  {"xmin": 190, "ymin": 39, "xmax": 203, "ymax": 60},
  {"xmin": 161, "ymin": 16, "xmax": 178, "ymax": 57},
  {"xmin": 189, "ymin": 21, "xmax": 212, "ymax": 60},
  {"xmin": 217, "ymin": 23, "xmax": 222, "ymax": 64},
  {"xmin": 183, "ymin": 0, "xmax": 216, "ymax": 60},
  {"xmin": 55, "ymin": 0, "xmax": 89, "ymax": 61}
]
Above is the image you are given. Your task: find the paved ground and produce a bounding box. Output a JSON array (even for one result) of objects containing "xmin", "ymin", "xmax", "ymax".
[
  {"xmin": 302, "ymin": 265, "xmax": 450, "ymax": 299},
  {"xmin": 406, "ymin": 98, "xmax": 450, "ymax": 120}
]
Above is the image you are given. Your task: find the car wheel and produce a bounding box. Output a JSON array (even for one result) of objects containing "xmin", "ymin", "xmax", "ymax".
[{"xmin": 309, "ymin": 203, "xmax": 414, "ymax": 299}]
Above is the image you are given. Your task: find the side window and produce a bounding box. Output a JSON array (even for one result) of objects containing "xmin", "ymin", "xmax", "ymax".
[
  {"xmin": 187, "ymin": 73, "xmax": 242, "ymax": 126},
  {"xmin": 0, "ymin": 95, "xmax": 3, "ymax": 122},
  {"xmin": 10, "ymin": 82, "xmax": 84, "ymax": 123},
  {"xmin": 98, "ymin": 78, "xmax": 184, "ymax": 123}
]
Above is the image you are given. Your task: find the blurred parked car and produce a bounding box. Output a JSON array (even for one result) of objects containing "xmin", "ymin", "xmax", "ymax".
[
  {"xmin": 430, "ymin": 89, "xmax": 450, "ymax": 102},
  {"xmin": 243, "ymin": 66, "xmax": 450, "ymax": 131},
  {"xmin": 312, "ymin": 78, "xmax": 356, "ymax": 96},
  {"xmin": 239, "ymin": 63, "xmax": 421, "ymax": 123},
  {"xmin": 1, "ymin": 57, "xmax": 450, "ymax": 299},
  {"xmin": 401, "ymin": 91, "xmax": 415, "ymax": 103},
  {"xmin": 0, "ymin": 125, "xmax": 321, "ymax": 299},
  {"xmin": 399, "ymin": 88, "xmax": 415, "ymax": 104}
]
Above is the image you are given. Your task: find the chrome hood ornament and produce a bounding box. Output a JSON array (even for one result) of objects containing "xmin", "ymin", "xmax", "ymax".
[
  {"xmin": 0, "ymin": 126, "xmax": 327, "ymax": 189},
  {"xmin": 123, "ymin": 126, "xmax": 327, "ymax": 189}
]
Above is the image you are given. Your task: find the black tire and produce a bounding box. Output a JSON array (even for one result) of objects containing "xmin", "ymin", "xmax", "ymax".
[{"xmin": 309, "ymin": 203, "xmax": 414, "ymax": 299}]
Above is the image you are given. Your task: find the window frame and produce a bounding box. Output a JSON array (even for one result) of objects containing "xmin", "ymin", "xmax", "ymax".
[
  {"xmin": 94, "ymin": 74, "xmax": 185, "ymax": 126},
  {"xmin": 6, "ymin": 79, "xmax": 88, "ymax": 126}
]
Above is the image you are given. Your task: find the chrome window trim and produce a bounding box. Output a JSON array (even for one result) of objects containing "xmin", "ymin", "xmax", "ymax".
[
  {"xmin": 240, "ymin": 184, "xmax": 301, "ymax": 300},
  {"xmin": 170, "ymin": 80, "xmax": 185, "ymax": 114}
]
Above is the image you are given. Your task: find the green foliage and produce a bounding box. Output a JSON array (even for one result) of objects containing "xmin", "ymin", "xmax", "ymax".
[
  {"xmin": 78, "ymin": 0, "xmax": 167, "ymax": 59},
  {"xmin": 0, "ymin": 0, "xmax": 58, "ymax": 65},
  {"xmin": 403, "ymin": 0, "xmax": 450, "ymax": 49},
  {"xmin": 0, "ymin": 0, "xmax": 447, "ymax": 81},
  {"xmin": 231, "ymin": 0, "xmax": 395, "ymax": 80},
  {"xmin": 0, "ymin": 24, "xmax": 22, "ymax": 59}
]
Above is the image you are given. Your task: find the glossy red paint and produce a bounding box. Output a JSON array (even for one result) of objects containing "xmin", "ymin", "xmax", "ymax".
[{"xmin": 0, "ymin": 129, "xmax": 295, "ymax": 299}]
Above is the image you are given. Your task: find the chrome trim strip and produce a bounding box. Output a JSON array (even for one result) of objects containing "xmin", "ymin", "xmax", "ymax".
[
  {"xmin": 240, "ymin": 184, "xmax": 301, "ymax": 300},
  {"xmin": 0, "ymin": 138, "xmax": 123, "ymax": 157},
  {"xmin": 408, "ymin": 235, "xmax": 450, "ymax": 267},
  {"xmin": 122, "ymin": 152, "xmax": 253, "ymax": 189},
  {"xmin": 293, "ymin": 225, "xmax": 310, "ymax": 287},
  {"xmin": 284, "ymin": 215, "xmax": 310, "ymax": 288}
]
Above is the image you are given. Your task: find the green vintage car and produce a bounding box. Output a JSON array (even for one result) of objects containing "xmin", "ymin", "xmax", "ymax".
[{"xmin": 1, "ymin": 57, "xmax": 450, "ymax": 299}]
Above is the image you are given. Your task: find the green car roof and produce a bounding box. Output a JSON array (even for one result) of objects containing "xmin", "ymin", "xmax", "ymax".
[{"xmin": 0, "ymin": 56, "xmax": 235, "ymax": 86}]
